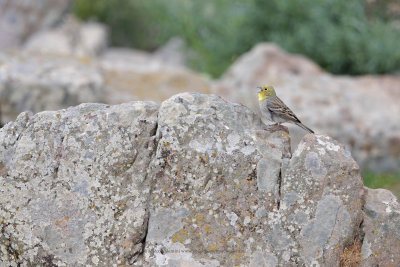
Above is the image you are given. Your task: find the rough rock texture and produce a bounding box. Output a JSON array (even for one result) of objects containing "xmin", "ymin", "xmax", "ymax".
[
  {"xmin": 99, "ymin": 48, "xmax": 211, "ymax": 104},
  {"xmin": 0, "ymin": 92, "xmax": 396, "ymax": 266},
  {"xmin": 143, "ymin": 93, "xmax": 290, "ymax": 266},
  {"xmin": 0, "ymin": 0, "xmax": 71, "ymax": 51},
  {"xmin": 279, "ymin": 134, "xmax": 364, "ymax": 266},
  {"xmin": 140, "ymin": 93, "xmax": 364, "ymax": 266},
  {"xmin": 24, "ymin": 16, "xmax": 108, "ymax": 57},
  {"xmin": 361, "ymin": 188, "xmax": 400, "ymax": 266},
  {"xmin": 0, "ymin": 53, "xmax": 105, "ymax": 125},
  {"xmin": 213, "ymin": 43, "xmax": 400, "ymax": 172},
  {"xmin": 0, "ymin": 101, "xmax": 158, "ymax": 266}
]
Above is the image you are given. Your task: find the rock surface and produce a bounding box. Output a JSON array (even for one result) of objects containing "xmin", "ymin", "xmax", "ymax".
[
  {"xmin": 213, "ymin": 43, "xmax": 400, "ymax": 172},
  {"xmin": 0, "ymin": 92, "xmax": 398, "ymax": 266},
  {"xmin": 0, "ymin": 101, "xmax": 158, "ymax": 266},
  {"xmin": 143, "ymin": 93, "xmax": 291, "ymax": 266},
  {"xmin": 361, "ymin": 188, "xmax": 400, "ymax": 266},
  {"xmin": 0, "ymin": 53, "xmax": 106, "ymax": 126},
  {"xmin": 0, "ymin": 0, "xmax": 71, "ymax": 51},
  {"xmin": 24, "ymin": 16, "xmax": 108, "ymax": 57}
]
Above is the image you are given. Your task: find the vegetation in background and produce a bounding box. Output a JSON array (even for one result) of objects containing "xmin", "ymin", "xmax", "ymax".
[
  {"xmin": 363, "ymin": 171, "xmax": 400, "ymax": 197},
  {"xmin": 74, "ymin": 0, "xmax": 400, "ymax": 77}
]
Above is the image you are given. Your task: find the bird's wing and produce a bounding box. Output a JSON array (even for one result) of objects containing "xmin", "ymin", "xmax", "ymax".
[{"xmin": 267, "ymin": 96, "xmax": 302, "ymax": 123}]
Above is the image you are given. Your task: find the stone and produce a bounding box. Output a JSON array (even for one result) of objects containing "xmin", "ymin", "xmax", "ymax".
[
  {"xmin": 361, "ymin": 188, "xmax": 400, "ymax": 266},
  {"xmin": 99, "ymin": 48, "xmax": 211, "ymax": 104},
  {"xmin": 213, "ymin": 42, "xmax": 400, "ymax": 172},
  {"xmin": 0, "ymin": 92, "xmax": 394, "ymax": 266},
  {"xmin": 0, "ymin": 52, "xmax": 106, "ymax": 125},
  {"xmin": 154, "ymin": 37, "xmax": 187, "ymax": 68},
  {"xmin": 0, "ymin": 101, "xmax": 159, "ymax": 266},
  {"xmin": 0, "ymin": 0, "xmax": 71, "ymax": 51},
  {"xmin": 24, "ymin": 16, "xmax": 108, "ymax": 57},
  {"xmin": 280, "ymin": 134, "xmax": 364, "ymax": 266},
  {"xmin": 143, "ymin": 92, "xmax": 290, "ymax": 266},
  {"xmin": 143, "ymin": 93, "xmax": 364, "ymax": 266}
]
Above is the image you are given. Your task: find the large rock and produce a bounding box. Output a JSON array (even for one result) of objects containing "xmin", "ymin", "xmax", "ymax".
[
  {"xmin": 361, "ymin": 188, "xmax": 400, "ymax": 266},
  {"xmin": 143, "ymin": 93, "xmax": 291, "ymax": 266},
  {"xmin": 0, "ymin": 101, "xmax": 158, "ymax": 266},
  {"xmin": 99, "ymin": 48, "xmax": 211, "ymax": 104},
  {"xmin": 0, "ymin": 0, "xmax": 71, "ymax": 51},
  {"xmin": 141, "ymin": 93, "xmax": 364, "ymax": 266},
  {"xmin": 213, "ymin": 43, "xmax": 400, "ymax": 172},
  {"xmin": 0, "ymin": 53, "xmax": 105, "ymax": 125},
  {"xmin": 0, "ymin": 92, "xmax": 395, "ymax": 266},
  {"xmin": 24, "ymin": 16, "xmax": 108, "ymax": 57}
]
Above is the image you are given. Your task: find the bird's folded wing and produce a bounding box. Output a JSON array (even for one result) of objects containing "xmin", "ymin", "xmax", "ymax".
[{"xmin": 267, "ymin": 96, "xmax": 302, "ymax": 123}]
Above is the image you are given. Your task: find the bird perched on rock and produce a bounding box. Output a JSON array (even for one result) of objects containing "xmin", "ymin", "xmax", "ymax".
[{"xmin": 258, "ymin": 85, "xmax": 314, "ymax": 134}]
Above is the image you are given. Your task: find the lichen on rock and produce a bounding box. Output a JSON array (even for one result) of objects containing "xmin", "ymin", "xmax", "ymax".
[{"xmin": 0, "ymin": 92, "xmax": 398, "ymax": 266}]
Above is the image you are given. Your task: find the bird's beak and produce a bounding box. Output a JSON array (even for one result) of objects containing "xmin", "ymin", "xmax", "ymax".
[{"xmin": 257, "ymin": 86, "xmax": 262, "ymax": 93}]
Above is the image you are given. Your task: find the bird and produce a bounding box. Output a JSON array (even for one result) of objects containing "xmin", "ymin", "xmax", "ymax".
[{"xmin": 258, "ymin": 85, "xmax": 314, "ymax": 134}]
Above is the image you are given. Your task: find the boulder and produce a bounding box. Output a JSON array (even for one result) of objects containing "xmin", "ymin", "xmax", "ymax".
[
  {"xmin": 143, "ymin": 93, "xmax": 291, "ymax": 266},
  {"xmin": 361, "ymin": 188, "xmax": 400, "ymax": 266},
  {"xmin": 213, "ymin": 43, "xmax": 400, "ymax": 172},
  {"xmin": 154, "ymin": 37, "xmax": 187, "ymax": 68},
  {"xmin": 141, "ymin": 93, "xmax": 364, "ymax": 266},
  {"xmin": 99, "ymin": 48, "xmax": 211, "ymax": 104},
  {"xmin": 0, "ymin": 101, "xmax": 159, "ymax": 266},
  {"xmin": 0, "ymin": 52, "xmax": 106, "ymax": 126},
  {"xmin": 0, "ymin": 92, "xmax": 396, "ymax": 266},
  {"xmin": 0, "ymin": 0, "xmax": 71, "ymax": 51},
  {"xmin": 24, "ymin": 16, "xmax": 108, "ymax": 57}
]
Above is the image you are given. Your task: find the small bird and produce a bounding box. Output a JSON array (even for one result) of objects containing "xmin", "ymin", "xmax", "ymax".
[{"xmin": 258, "ymin": 85, "xmax": 314, "ymax": 134}]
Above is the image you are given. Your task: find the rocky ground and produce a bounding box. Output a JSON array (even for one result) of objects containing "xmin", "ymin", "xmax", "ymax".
[{"xmin": 1, "ymin": 93, "xmax": 399, "ymax": 266}]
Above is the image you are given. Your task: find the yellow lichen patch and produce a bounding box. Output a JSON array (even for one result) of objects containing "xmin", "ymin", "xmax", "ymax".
[
  {"xmin": 172, "ymin": 228, "xmax": 188, "ymax": 244},
  {"xmin": 163, "ymin": 142, "xmax": 169, "ymax": 147},
  {"xmin": 209, "ymin": 243, "xmax": 217, "ymax": 251},
  {"xmin": 234, "ymin": 251, "xmax": 244, "ymax": 261},
  {"xmin": 56, "ymin": 114, "xmax": 61, "ymax": 119},
  {"xmin": 112, "ymin": 149, "xmax": 116, "ymax": 153},
  {"xmin": 280, "ymin": 131, "xmax": 290, "ymax": 140},
  {"xmin": 118, "ymin": 201, "xmax": 127, "ymax": 208},
  {"xmin": 205, "ymin": 225, "xmax": 211, "ymax": 233},
  {"xmin": 55, "ymin": 216, "xmax": 69, "ymax": 227}
]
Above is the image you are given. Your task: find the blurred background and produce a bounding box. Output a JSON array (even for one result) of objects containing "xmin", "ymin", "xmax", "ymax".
[{"xmin": 0, "ymin": 0, "xmax": 399, "ymax": 196}]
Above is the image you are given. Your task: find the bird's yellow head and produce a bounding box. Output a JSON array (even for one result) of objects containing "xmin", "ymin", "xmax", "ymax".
[{"xmin": 258, "ymin": 85, "xmax": 276, "ymax": 101}]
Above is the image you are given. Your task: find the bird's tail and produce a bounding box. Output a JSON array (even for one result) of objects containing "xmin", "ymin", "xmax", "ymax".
[{"xmin": 295, "ymin": 122, "xmax": 314, "ymax": 134}]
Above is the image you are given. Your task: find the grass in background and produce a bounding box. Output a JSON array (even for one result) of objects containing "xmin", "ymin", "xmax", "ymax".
[
  {"xmin": 74, "ymin": 0, "xmax": 400, "ymax": 78},
  {"xmin": 362, "ymin": 171, "xmax": 400, "ymax": 198}
]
